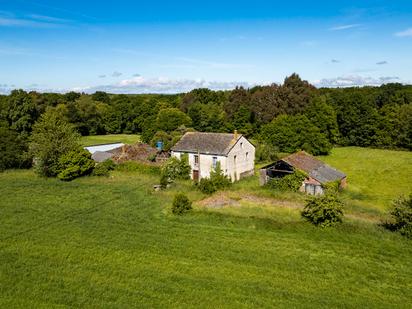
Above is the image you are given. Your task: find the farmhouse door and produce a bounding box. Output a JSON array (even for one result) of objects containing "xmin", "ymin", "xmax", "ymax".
[{"xmin": 193, "ymin": 170, "xmax": 199, "ymax": 182}]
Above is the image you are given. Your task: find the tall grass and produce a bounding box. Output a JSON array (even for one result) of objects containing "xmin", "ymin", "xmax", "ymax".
[{"xmin": 1, "ymin": 160, "xmax": 412, "ymax": 307}]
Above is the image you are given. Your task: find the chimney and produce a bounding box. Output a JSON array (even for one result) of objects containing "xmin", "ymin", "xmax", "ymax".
[{"xmin": 234, "ymin": 130, "xmax": 238, "ymax": 140}]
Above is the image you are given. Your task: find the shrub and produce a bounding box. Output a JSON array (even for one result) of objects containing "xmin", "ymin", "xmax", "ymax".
[
  {"xmin": 57, "ymin": 148, "xmax": 95, "ymax": 181},
  {"xmin": 197, "ymin": 162, "xmax": 231, "ymax": 194},
  {"xmin": 172, "ymin": 193, "xmax": 192, "ymax": 215},
  {"xmin": 198, "ymin": 178, "xmax": 218, "ymax": 194},
  {"xmin": 159, "ymin": 155, "xmax": 191, "ymax": 188},
  {"xmin": 92, "ymin": 159, "xmax": 116, "ymax": 177},
  {"xmin": 386, "ymin": 194, "xmax": 412, "ymax": 238},
  {"xmin": 301, "ymin": 194, "xmax": 344, "ymax": 227},
  {"xmin": 322, "ymin": 181, "xmax": 341, "ymax": 194},
  {"xmin": 266, "ymin": 170, "xmax": 306, "ymax": 192},
  {"xmin": 92, "ymin": 163, "xmax": 109, "ymax": 177},
  {"xmin": 160, "ymin": 173, "xmax": 169, "ymax": 189},
  {"xmin": 147, "ymin": 153, "xmax": 157, "ymax": 162},
  {"xmin": 116, "ymin": 161, "xmax": 161, "ymax": 175}
]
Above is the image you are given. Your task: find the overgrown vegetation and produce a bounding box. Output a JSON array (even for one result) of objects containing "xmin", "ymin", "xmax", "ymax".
[
  {"xmin": 92, "ymin": 159, "xmax": 116, "ymax": 177},
  {"xmin": 160, "ymin": 155, "xmax": 191, "ymax": 188},
  {"xmin": 29, "ymin": 109, "xmax": 80, "ymax": 177},
  {"xmin": 266, "ymin": 170, "xmax": 307, "ymax": 192},
  {"xmin": 115, "ymin": 161, "xmax": 161, "ymax": 175},
  {"xmin": 57, "ymin": 148, "xmax": 95, "ymax": 181},
  {"xmin": 171, "ymin": 193, "xmax": 192, "ymax": 215},
  {"xmin": 301, "ymin": 194, "xmax": 344, "ymax": 227},
  {"xmin": 385, "ymin": 194, "xmax": 412, "ymax": 238},
  {"xmin": 197, "ymin": 162, "xmax": 231, "ymax": 194}
]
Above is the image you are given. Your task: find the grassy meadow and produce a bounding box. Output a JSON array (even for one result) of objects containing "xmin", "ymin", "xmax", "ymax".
[
  {"xmin": 80, "ymin": 134, "xmax": 141, "ymax": 146},
  {"xmin": 0, "ymin": 147, "xmax": 411, "ymax": 307},
  {"xmin": 321, "ymin": 147, "xmax": 412, "ymax": 214}
]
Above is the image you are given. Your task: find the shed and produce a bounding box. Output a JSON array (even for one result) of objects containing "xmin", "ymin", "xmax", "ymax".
[{"xmin": 260, "ymin": 151, "xmax": 346, "ymax": 195}]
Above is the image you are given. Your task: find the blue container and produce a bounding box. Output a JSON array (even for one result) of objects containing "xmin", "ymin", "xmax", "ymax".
[{"xmin": 156, "ymin": 141, "xmax": 163, "ymax": 151}]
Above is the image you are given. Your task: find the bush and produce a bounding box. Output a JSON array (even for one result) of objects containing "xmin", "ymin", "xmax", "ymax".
[
  {"xmin": 92, "ymin": 163, "xmax": 109, "ymax": 177},
  {"xmin": 147, "ymin": 153, "xmax": 157, "ymax": 162},
  {"xmin": 57, "ymin": 148, "xmax": 95, "ymax": 181},
  {"xmin": 301, "ymin": 194, "xmax": 344, "ymax": 227},
  {"xmin": 92, "ymin": 159, "xmax": 116, "ymax": 177},
  {"xmin": 116, "ymin": 161, "xmax": 161, "ymax": 175},
  {"xmin": 322, "ymin": 181, "xmax": 341, "ymax": 194},
  {"xmin": 198, "ymin": 178, "xmax": 218, "ymax": 194},
  {"xmin": 266, "ymin": 170, "xmax": 306, "ymax": 192},
  {"xmin": 172, "ymin": 193, "xmax": 192, "ymax": 215},
  {"xmin": 159, "ymin": 155, "xmax": 191, "ymax": 188},
  {"xmin": 197, "ymin": 162, "xmax": 231, "ymax": 194},
  {"xmin": 386, "ymin": 194, "xmax": 412, "ymax": 238}
]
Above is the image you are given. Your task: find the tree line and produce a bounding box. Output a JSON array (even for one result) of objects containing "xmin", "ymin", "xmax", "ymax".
[{"xmin": 1, "ymin": 73, "xmax": 411, "ymax": 170}]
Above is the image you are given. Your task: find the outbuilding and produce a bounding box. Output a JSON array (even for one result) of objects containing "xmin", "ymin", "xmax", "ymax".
[{"xmin": 260, "ymin": 151, "xmax": 346, "ymax": 195}]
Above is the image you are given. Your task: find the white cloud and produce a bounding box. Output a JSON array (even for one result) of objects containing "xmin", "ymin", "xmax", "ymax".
[
  {"xmin": 395, "ymin": 28, "xmax": 412, "ymax": 37},
  {"xmin": 313, "ymin": 75, "xmax": 401, "ymax": 88},
  {"xmin": 0, "ymin": 11, "xmax": 72, "ymax": 28},
  {"xmin": 75, "ymin": 76, "xmax": 254, "ymax": 94},
  {"xmin": 111, "ymin": 71, "xmax": 122, "ymax": 77},
  {"xmin": 28, "ymin": 14, "xmax": 71, "ymax": 23},
  {"xmin": 329, "ymin": 24, "xmax": 361, "ymax": 31}
]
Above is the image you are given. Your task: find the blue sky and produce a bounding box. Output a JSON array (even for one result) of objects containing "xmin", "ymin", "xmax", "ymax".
[{"xmin": 1, "ymin": 0, "xmax": 412, "ymax": 93}]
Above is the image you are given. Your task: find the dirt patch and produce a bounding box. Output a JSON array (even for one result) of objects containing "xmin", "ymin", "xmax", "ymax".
[{"xmin": 197, "ymin": 193, "xmax": 241, "ymax": 209}]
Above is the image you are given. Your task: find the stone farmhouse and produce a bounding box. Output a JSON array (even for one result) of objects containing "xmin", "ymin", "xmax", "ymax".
[{"xmin": 171, "ymin": 131, "xmax": 255, "ymax": 182}]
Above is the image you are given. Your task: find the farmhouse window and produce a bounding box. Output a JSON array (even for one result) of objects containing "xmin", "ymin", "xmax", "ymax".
[
  {"xmin": 194, "ymin": 155, "xmax": 199, "ymax": 165},
  {"xmin": 212, "ymin": 156, "xmax": 218, "ymax": 168}
]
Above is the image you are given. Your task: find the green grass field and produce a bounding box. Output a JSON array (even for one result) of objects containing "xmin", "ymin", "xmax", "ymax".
[
  {"xmin": 321, "ymin": 147, "xmax": 412, "ymax": 212},
  {"xmin": 1, "ymin": 147, "xmax": 411, "ymax": 307},
  {"xmin": 80, "ymin": 134, "xmax": 141, "ymax": 146}
]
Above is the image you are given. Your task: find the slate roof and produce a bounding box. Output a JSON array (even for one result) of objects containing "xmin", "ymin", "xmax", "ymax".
[
  {"xmin": 282, "ymin": 151, "xmax": 346, "ymax": 183},
  {"xmin": 171, "ymin": 132, "xmax": 243, "ymax": 156}
]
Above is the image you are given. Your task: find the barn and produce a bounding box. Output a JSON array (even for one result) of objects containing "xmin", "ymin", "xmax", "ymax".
[
  {"xmin": 171, "ymin": 131, "xmax": 255, "ymax": 182},
  {"xmin": 260, "ymin": 151, "xmax": 346, "ymax": 195}
]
